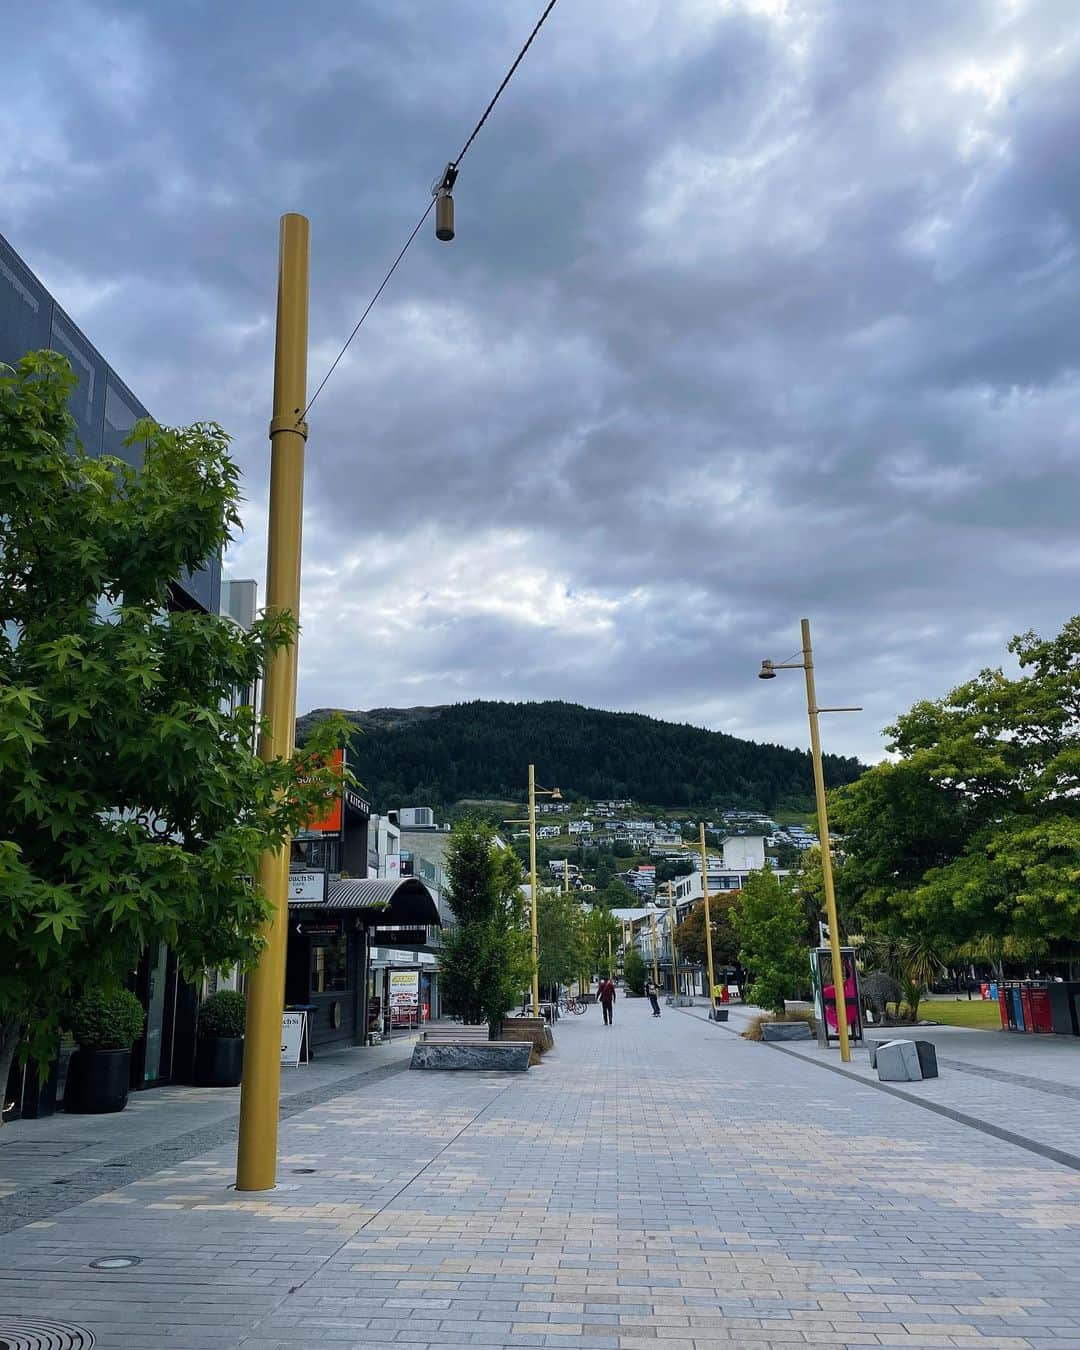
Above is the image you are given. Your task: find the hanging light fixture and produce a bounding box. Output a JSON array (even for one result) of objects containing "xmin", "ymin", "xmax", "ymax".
[{"xmin": 432, "ymin": 162, "xmax": 459, "ymax": 241}]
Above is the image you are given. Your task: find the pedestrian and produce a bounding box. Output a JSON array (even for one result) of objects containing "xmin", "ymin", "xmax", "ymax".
[
  {"xmin": 598, "ymin": 975, "xmax": 616, "ymax": 1026},
  {"xmin": 645, "ymin": 979, "xmax": 661, "ymax": 1017}
]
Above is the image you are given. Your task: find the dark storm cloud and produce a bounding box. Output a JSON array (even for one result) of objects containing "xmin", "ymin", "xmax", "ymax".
[{"xmin": 6, "ymin": 0, "xmax": 1080, "ymax": 761}]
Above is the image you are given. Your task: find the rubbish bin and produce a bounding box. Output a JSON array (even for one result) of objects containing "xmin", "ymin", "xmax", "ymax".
[
  {"xmin": 1046, "ymin": 982, "xmax": 1080, "ymax": 1036},
  {"xmin": 1010, "ymin": 984, "xmax": 1025, "ymax": 1031},
  {"xmin": 1029, "ymin": 982, "xmax": 1053, "ymax": 1033},
  {"xmin": 997, "ymin": 983, "xmax": 1010, "ymax": 1030}
]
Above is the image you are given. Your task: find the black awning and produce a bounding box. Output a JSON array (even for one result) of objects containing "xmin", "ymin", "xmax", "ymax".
[{"xmin": 290, "ymin": 875, "xmax": 440, "ymax": 927}]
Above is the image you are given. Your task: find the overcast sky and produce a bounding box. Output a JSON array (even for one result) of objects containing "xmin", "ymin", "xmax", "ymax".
[{"xmin": 6, "ymin": 0, "xmax": 1080, "ymax": 763}]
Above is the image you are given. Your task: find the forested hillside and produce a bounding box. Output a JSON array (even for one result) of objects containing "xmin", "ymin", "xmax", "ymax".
[{"xmin": 296, "ymin": 700, "xmax": 864, "ymax": 813}]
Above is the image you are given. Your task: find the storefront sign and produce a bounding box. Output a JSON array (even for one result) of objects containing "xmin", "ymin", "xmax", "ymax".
[
  {"xmin": 388, "ymin": 969, "xmax": 420, "ymax": 1011},
  {"xmin": 288, "ymin": 870, "xmax": 326, "ymax": 902},
  {"xmin": 373, "ymin": 927, "xmax": 426, "ymax": 947},
  {"xmin": 345, "ymin": 787, "xmax": 371, "ymax": 816},
  {"xmin": 281, "ymin": 1010, "xmax": 308, "ymax": 1067},
  {"xmin": 295, "ymin": 918, "xmax": 341, "ymax": 937},
  {"xmin": 301, "ymin": 748, "xmax": 344, "ymax": 833}
]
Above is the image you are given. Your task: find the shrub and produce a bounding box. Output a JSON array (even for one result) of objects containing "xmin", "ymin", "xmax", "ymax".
[
  {"xmin": 743, "ymin": 1008, "xmax": 817, "ymax": 1041},
  {"xmin": 198, "ymin": 989, "xmax": 247, "ymax": 1039},
  {"xmin": 69, "ymin": 989, "xmax": 145, "ymax": 1051},
  {"xmin": 885, "ymin": 1000, "xmax": 917, "ymax": 1023}
]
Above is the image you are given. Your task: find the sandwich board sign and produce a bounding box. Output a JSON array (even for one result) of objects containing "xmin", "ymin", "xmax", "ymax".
[{"xmin": 281, "ymin": 1010, "xmax": 309, "ymax": 1067}]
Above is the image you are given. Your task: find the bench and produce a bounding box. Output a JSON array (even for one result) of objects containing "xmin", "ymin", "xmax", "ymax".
[
  {"xmin": 410, "ymin": 1039, "xmax": 530, "ymax": 1072},
  {"xmin": 421, "ymin": 1025, "xmax": 489, "ymax": 1044}
]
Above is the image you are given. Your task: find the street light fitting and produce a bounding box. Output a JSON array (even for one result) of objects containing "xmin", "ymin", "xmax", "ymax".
[
  {"xmin": 758, "ymin": 660, "xmax": 777, "ymax": 680},
  {"xmin": 550, "ymin": 787, "xmax": 562, "ymax": 800},
  {"xmin": 432, "ymin": 162, "xmax": 458, "ymax": 242}
]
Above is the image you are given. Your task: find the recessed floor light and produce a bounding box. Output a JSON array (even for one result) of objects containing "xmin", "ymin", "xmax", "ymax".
[{"xmin": 89, "ymin": 1256, "xmax": 141, "ymax": 1270}]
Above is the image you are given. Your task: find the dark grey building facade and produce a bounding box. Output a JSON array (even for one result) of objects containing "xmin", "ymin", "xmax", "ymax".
[{"xmin": 0, "ymin": 230, "xmax": 220, "ymax": 613}]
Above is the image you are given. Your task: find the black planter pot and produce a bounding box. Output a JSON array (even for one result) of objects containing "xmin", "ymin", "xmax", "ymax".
[
  {"xmin": 194, "ymin": 1036, "xmax": 243, "ymax": 1087},
  {"xmin": 64, "ymin": 1048, "xmax": 131, "ymax": 1114}
]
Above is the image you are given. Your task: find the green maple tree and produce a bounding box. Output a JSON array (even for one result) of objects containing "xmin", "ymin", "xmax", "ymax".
[{"xmin": 0, "ymin": 352, "xmax": 348, "ymax": 1103}]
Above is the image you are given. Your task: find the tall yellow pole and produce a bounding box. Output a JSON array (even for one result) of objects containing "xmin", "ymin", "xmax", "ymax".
[
  {"xmin": 649, "ymin": 907, "xmax": 660, "ymax": 986},
  {"xmin": 607, "ymin": 932, "xmax": 613, "ymax": 976},
  {"xmin": 698, "ymin": 824, "xmax": 717, "ymax": 1016},
  {"xmin": 667, "ymin": 881, "xmax": 680, "ymax": 998},
  {"xmin": 236, "ymin": 214, "xmax": 310, "ymax": 1191},
  {"xmin": 801, "ymin": 618, "xmax": 851, "ymax": 1064},
  {"xmin": 529, "ymin": 764, "xmax": 539, "ymax": 1017}
]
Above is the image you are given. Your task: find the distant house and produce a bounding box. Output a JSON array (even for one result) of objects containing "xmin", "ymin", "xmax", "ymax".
[
  {"xmin": 568, "ymin": 820, "xmax": 594, "ymax": 835},
  {"xmin": 537, "ymin": 825, "xmax": 562, "ymax": 839}
]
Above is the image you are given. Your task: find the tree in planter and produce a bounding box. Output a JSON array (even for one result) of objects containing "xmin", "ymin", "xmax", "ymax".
[
  {"xmin": 438, "ymin": 821, "xmax": 531, "ymax": 1031},
  {"xmin": 195, "ymin": 989, "xmax": 247, "ymax": 1086},
  {"xmin": 623, "ymin": 946, "xmax": 646, "ymax": 996},
  {"xmin": 536, "ymin": 888, "xmax": 587, "ymax": 1000},
  {"xmin": 65, "ymin": 988, "xmax": 145, "ymax": 1113},
  {"xmin": 730, "ymin": 870, "xmax": 808, "ymax": 1015},
  {"xmin": 0, "ymin": 352, "xmax": 349, "ymax": 1109}
]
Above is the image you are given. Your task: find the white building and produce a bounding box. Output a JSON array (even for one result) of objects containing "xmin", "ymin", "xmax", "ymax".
[
  {"xmin": 568, "ymin": 819, "xmax": 594, "ymax": 835},
  {"xmin": 368, "ymin": 813, "xmax": 401, "ymax": 880}
]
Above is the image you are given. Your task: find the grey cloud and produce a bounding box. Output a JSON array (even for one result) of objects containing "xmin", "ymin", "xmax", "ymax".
[{"xmin": 6, "ymin": 0, "xmax": 1080, "ymax": 763}]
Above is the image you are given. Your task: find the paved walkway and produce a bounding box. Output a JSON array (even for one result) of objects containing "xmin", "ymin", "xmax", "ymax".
[
  {"xmin": 683, "ymin": 1002, "xmax": 1080, "ymax": 1174},
  {"xmin": 3, "ymin": 1001, "xmax": 1080, "ymax": 1348}
]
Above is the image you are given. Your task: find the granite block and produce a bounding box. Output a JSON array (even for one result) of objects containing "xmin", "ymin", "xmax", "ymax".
[
  {"xmin": 410, "ymin": 1041, "xmax": 531, "ymax": 1072},
  {"xmin": 876, "ymin": 1039, "xmax": 922, "ymax": 1081},
  {"xmin": 761, "ymin": 1021, "xmax": 813, "ymax": 1042}
]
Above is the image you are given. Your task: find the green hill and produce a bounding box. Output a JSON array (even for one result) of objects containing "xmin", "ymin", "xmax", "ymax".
[{"xmin": 296, "ymin": 700, "xmax": 864, "ymax": 814}]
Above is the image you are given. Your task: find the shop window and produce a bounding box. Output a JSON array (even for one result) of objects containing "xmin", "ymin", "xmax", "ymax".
[
  {"xmin": 310, "ymin": 936, "xmax": 350, "ymax": 994},
  {"xmin": 292, "ymin": 837, "xmax": 340, "ymax": 872}
]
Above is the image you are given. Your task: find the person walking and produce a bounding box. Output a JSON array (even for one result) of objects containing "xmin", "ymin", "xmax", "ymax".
[
  {"xmin": 598, "ymin": 975, "xmax": 616, "ymax": 1026},
  {"xmin": 645, "ymin": 978, "xmax": 661, "ymax": 1018}
]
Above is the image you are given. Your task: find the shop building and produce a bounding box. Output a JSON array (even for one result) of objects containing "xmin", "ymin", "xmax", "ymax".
[{"xmin": 287, "ymin": 767, "xmax": 440, "ymax": 1050}]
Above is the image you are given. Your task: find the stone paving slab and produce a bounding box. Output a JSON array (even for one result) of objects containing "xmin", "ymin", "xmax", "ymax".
[
  {"xmin": 3, "ymin": 1002, "xmax": 1080, "ymax": 1347},
  {"xmin": 682, "ymin": 1003, "xmax": 1080, "ymax": 1174}
]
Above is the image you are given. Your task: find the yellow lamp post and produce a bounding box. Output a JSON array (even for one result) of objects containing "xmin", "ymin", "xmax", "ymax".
[
  {"xmin": 528, "ymin": 766, "xmax": 560, "ymax": 1016},
  {"xmin": 697, "ymin": 823, "xmax": 718, "ymax": 1017},
  {"xmin": 235, "ymin": 214, "xmax": 310, "ymax": 1192},
  {"xmin": 758, "ymin": 618, "xmax": 861, "ymax": 1063},
  {"xmin": 648, "ymin": 906, "xmax": 661, "ymax": 987},
  {"xmin": 666, "ymin": 881, "xmax": 680, "ymax": 999}
]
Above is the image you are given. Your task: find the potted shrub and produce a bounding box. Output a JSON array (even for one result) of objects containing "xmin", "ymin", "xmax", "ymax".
[
  {"xmin": 194, "ymin": 990, "xmax": 246, "ymax": 1087},
  {"xmin": 64, "ymin": 989, "xmax": 145, "ymax": 1114}
]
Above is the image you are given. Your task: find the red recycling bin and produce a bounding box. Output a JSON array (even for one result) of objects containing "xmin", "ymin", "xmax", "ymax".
[
  {"xmin": 1029, "ymin": 983, "xmax": 1053, "ymax": 1033},
  {"xmin": 1019, "ymin": 984, "xmax": 1035, "ymax": 1032}
]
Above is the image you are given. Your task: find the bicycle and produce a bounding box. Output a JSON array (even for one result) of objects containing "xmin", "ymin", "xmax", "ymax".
[{"xmin": 557, "ymin": 993, "xmax": 589, "ymax": 1015}]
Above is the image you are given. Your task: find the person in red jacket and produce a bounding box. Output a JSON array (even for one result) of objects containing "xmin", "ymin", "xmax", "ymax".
[{"xmin": 597, "ymin": 976, "xmax": 616, "ymax": 1026}]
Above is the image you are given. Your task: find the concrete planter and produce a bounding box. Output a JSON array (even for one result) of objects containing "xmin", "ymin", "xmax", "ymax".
[
  {"xmin": 64, "ymin": 1048, "xmax": 131, "ymax": 1113},
  {"xmin": 194, "ymin": 1036, "xmax": 244, "ymax": 1087}
]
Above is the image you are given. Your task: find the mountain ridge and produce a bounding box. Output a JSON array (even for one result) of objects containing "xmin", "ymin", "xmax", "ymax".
[{"xmin": 296, "ymin": 699, "xmax": 865, "ymax": 814}]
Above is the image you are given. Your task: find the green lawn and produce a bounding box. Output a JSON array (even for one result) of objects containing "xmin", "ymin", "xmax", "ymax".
[{"xmin": 921, "ymin": 998, "xmax": 1003, "ymax": 1030}]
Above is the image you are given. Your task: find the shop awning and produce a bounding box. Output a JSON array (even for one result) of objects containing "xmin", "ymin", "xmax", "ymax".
[{"xmin": 290, "ymin": 876, "xmax": 440, "ymax": 928}]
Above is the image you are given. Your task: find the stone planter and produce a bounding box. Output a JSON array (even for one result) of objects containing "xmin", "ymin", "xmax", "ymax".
[
  {"xmin": 711, "ymin": 1008, "xmax": 729, "ymax": 1022},
  {"xmin": 64, "ymin": 1048, "xmax": 131, "ymax": 1114},
  {"xmin": 760, "ymin": 1021, "xmax": 812, "ymax": 1043},
  {"xmin": 194, "ymin": 1036, "xmax": 244, "ymax": 1087}
]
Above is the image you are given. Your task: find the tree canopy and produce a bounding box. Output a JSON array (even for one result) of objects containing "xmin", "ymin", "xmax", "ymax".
[
  {"xmin": 731, "ymin": 870, "xmax": 808, "ymax": 1014},
  {"xmin": 0, "ymin": 352, "xmax": 346, "ymax": 1094},
  {"xmin": 831, "ymin": 617, "xmax": 1080, "ymax": 960},
  {"xmin": 673, "ymin": 893, "xmax": 740, "ymax": 970},
  {"xmin": 537, "ymin": 888, "xmax": 587, "ymax": 993}
]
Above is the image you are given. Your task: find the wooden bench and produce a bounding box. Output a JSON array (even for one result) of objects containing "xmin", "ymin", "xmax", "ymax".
[{"xmin": 420, "ymin": 1025, "xmax": 489, "ymax": 1044}]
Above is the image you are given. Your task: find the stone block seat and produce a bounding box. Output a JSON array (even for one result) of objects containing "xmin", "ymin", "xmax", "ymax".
[{"xmin": 411, "ymin": 1023, "xmax": 531, "ymax": 1072}]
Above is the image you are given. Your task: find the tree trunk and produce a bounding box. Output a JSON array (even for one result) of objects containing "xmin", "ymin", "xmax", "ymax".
[{"xmin": 0, "ymin": 1020, "xmax": 24, "ymax": 1127}]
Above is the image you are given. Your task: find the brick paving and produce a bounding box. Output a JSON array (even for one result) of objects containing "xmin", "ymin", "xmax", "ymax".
[{"xmin": 2, "ymin": 999, "xmax": 1080, "ymax": 1348}]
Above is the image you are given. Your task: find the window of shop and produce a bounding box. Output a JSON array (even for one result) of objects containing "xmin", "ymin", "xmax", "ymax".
[
  {"xmin": 292, "ymin": 837, "xmax": 340, "ymax": 871},
  {"xmin": 310, "ymin": 935, "xmax": 351, "ymax": 994}
]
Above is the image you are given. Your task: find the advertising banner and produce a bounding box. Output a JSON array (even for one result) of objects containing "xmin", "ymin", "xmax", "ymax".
[
  {"xmin": 809, "ymin": 946, "xmax": 862, "ymax": 1046},
  {"xmin": 388, "ymin": 969, "xmax": 420, "ymax": 1010}
]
